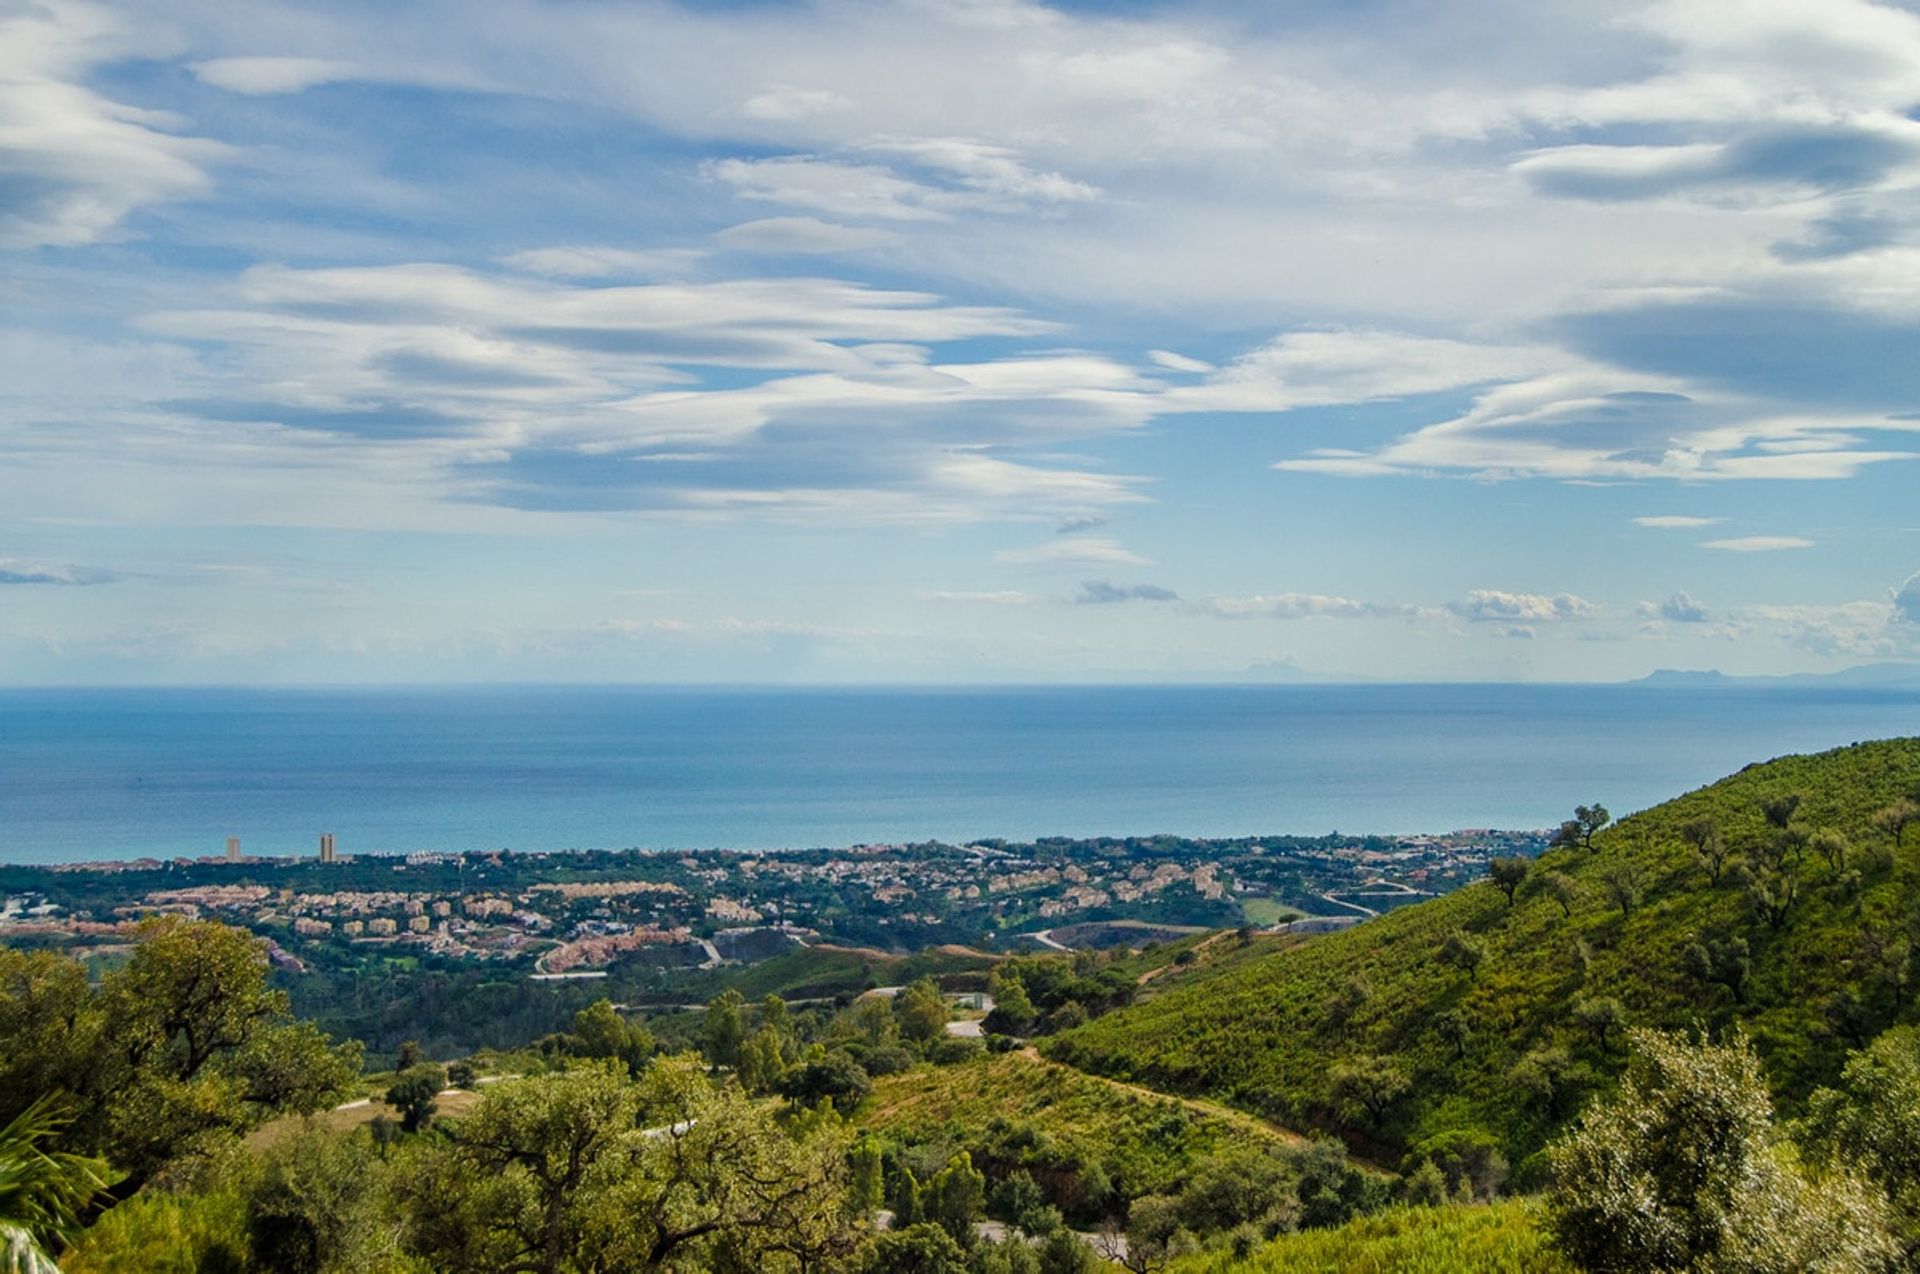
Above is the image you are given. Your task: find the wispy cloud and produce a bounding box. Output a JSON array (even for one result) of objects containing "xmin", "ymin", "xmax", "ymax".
[
  {"xmin": 1702, "ymin": 536, "xmax": 1814, "ymax": 552},
  {"xmin": 1634, "ymin": 515, "xmax": 1723, "ymax": 529},
  {"xmin": 995, "ymin": 537, "xmax": 1149, "ymax": 568},
  {"xmin": 1200, "ymin": 593, "xmax": 1413, "ymax": 620},
  {"xmin": 0, "ymin": 559, "xmax": 116, "ymax": 586},
  {"xmin": 1074, "ymin": 580, "xmax": 1179, "ymax": 605}
]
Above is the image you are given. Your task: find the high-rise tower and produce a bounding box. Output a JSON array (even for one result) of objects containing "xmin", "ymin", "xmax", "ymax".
[
  {"xmin": 226, "ymin": 836, "xmax": 240, "ymax": 861},
  {"xmin": 319, "ymin": 832, "xmax": 336, "ymax": 863}
]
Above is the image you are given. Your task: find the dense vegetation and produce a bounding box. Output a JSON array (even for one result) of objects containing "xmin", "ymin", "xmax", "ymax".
[
  {"xmin": 1047, "ymin": 739, "xmax": 1920, "ymax": 1171},
  {"xmin": 859, "ymin": 1050, "xmax": 1367, "ymax": 1227},
  {"xmin": 1165, "ymin": 1200, "xmax": 1571, "ymax": 1273}
]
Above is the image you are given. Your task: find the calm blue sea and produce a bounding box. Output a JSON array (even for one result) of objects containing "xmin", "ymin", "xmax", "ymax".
[{"xmin": 0, "ymin": 684, "xmax": 1916, "ymax": 864}]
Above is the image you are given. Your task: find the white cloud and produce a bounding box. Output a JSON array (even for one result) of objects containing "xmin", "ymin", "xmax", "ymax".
[
  {"xmin": 1658, "ymin": 590, "xmax": 1710, "ymax": 623},
  {"xmin": 3, "ymin": 259, "xmax": 1154, "ymax": 529},
  {"xmin": 0, "ymin": 558, "xmax": 114, "ymax": 586},
  {"xmin": 1702, "ymin": 536, "xmax": 1814, "ymax": 552},
  {"xmin": 1168, "ymin": 329, "xmax": 1560, "ymax": 415},
  {"xmin": 500, "ymin": 246, "xmax": 708, "ymax": 279},
  {"xmin": 705, "ymin": 156, "xmax": 956, "ymax": 222},
  {"xmin": 1892, "ymin": 571, "xmax": 1920, "ymax": 624},
  {"xmin": 191, "ymin": 56, "xmax": 358, "ymax": 94},
  {"xmin": 1737, "ymin": 601, "xmax": 1903, "ymax": 657},
  {"xmin": 1147, "ymin": 350, "xmax": 1213, "ymax": 374},
  {"xmin": 1200, "ymin": 593, "xmax": 1413, "ymax": 620},
  {"xmin": 0, "ymin": 2, "xmax": 224, "ymax": 247},
  {"xmin": 739, "ymin": 86, "xmax": 853, "ymax": 121},
  {"xmin": 1634, "ymin": 515, "xmax": 1723, "ymax": 528},
  {"xmin": 1277, "ymin": 367, "xmax": 1918, "ymax": 483},
  {"xmin": 1449, "ymin": 590, "xmax": 1600, "ymax": 623},
  {"xmin": 918, "ymin": 590, "xmax": 1039, "ymax": 605},
  {"xmin": 713, "ymin": 217, "xmax": 897, "ymax": 254},
  {"xmin": 995, "ymin": 537, "xmax": 1149, "ymax": 568},
  {"xmin": 860, "ymin": 136, "xmax": 1101, "ymax": 206}
]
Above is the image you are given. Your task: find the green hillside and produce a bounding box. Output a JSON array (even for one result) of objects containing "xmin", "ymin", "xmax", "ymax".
[
  {"xmin": 1045, "ymin": 738, "xmax": 1920, "ymax": 1168},
  {"xmin": 1167, "ymin": 1199, "xmax": 1571, "ymax": 1274},
  {"xmin": 859, "ymin": 1048, "xmax": 1316, "ymax": 1211}
]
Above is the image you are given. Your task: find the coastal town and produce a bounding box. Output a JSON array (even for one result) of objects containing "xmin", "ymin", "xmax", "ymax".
[{"xmin": 0, "ymin": 828, "xmax": 1546, "ymax": 975}]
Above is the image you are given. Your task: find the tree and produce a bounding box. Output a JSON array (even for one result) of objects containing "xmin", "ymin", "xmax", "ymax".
[
  {"xmin": 1488, "ymin": 857, "xmax": 1529, "ymax": 906},
  {"xmin": 1600, "ymin": 858, "xmax": 1643, "ymax": 919},
  {"xmin": 1810, "ymin": 828, "xmax": 1850, "ymax": 872},
  {"xmin": 759, "ymin": 994, "xmax": 791, "ymax": 1041},
  {"xmin": 447, "ymin": 1058, "xmax": 479, "ymax": 1089},
  {"xmin": 736, "ymin": 1026, "xmax": 789, "ymax": 1097},
  {"xmin": 1036, "ymin": 1229, "xmax": 1100, "ymax": 1274},
  {"xmin": 983, "ymin": 971, "xmax": 1036, "ymax": 1037},
  {"xmin": 861, "ymin": 1223, "xmax": 968, "ymax": 1274},
  {"xmin": 1684, "ymin": 935, "xmax": 1752, "ymax": 1005},
  {"xmin": 0, "ymin": 918, "xmax": 358, "ymax": 1199},
  {"xmin": 386, "ymin": 1063, "xmax": 446, "ymax": 1134},
  {"xmin": 396, "ymin": 1056, "xmax": 861, "ymax": 1274},
  {"xmin": 1572, "ymin": 996, "xmax": 1627, "ymax": 1052},
  {"xmin": 1325, "ymin": 974, "xmax": 1373, "ymax": 1040},
  {"xmin": 779, "ymin": 1050, "xmax": 871, "ymax": 1112},
  {"xmin": 396, "ymin": 1039, "xmax": 425, "ymax": 1071},
  {"xmin": 1511, "ymin": 1045, "xmax": 1582, "ymax": 1118},
  {"xmin": 1043, "ymin": 1001, "xmax": 1088, "ymax": 1034},
  {"xmin": 1403, "ymin": 1159, "xmax": 1449, "ymax": 1207},
  {"xmin": 1551, "ymin": 804, "xmax": 1610, "ymax": 852},
  {"xmin": 570, "ymin": 999, "xmax": 653, "ymax": 1077},
  {"xmin": 0, "ymin": 1097, "xmax": 108, "ymax": 1273},
  {"xmin": 1873, "ymin": 798, "xmax": 1919, "ymax": 849},
  {"xmin": 1438, "ymin": 930, "xmax": 1485, "ymax": 983},
  {"xmin": 1547, "ymin": 1027, "xmax": 1896, "ymax": 1273},
  {"xmin": 1433, "ymin": 1008, "xmax": 1471, "ymax": 1060},
  {"xmin": 1763, "ymin": 792, "xmax": 1804, "ymax": 830},
  {"xmin": 246, "ymin": 1126, "xmax": 382, "ymax": 1274},
  {"xmin": 849, "ymin": 997, "xmax": 899, "ymax": 1048},
  {"xmin": 1745, "ymin": 864, "xmax": 1799, "ymax": 932},
  {"xmin": 1803, "ymin": 1025, "xmax": 1920, "ymax": 1238},
  {"xmin": 704, "ymin": 990, "xmax": 746, "ymax": 1069},
  {"xmin": 1682, "ymin": 818, "xmax": 1730, "ymax": 885},
  {"xmin": 1328, "ymin": 1054, "xmax": 1409, "ymax": 1128},
  {"xmin": 922, "ymin": 1151, "xmax": 985, "ymax": 1245},
  {"xmin": 848, "ymin": 1140, "xmax": 885, "ymax": 1215},
  {"xmin": 895, "ymin": 979, "xmax": 949, "ymax": 1045},
  {"xmin": 1544, "ymin": 871, "xmax": 1579, "ymax": 917},
  {"xmin": 990, "ymin": 1170, "xmax": 1052, "ymax": 1235}
]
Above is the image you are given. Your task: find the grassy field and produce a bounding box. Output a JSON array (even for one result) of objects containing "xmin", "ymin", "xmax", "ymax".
[
  {"xmin": 1169, "ymin": 1200, "xmax": 1572, "ymax": 1273},
  {"xmin": 1239, "ymin": 897, "xmax": 1308, "ymax": 927},
  {"xmin": 1046, "ymin": 739, "xmax": 1920, "ymax": 1165}
]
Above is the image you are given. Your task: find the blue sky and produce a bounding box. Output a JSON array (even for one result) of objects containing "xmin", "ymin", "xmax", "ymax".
[{"xmin": 3, "ymin": 0, "xmax": 1920, "ymax": 683}]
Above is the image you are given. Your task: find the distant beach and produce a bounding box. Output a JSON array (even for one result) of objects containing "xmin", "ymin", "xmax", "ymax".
[{"xmin": 1, "ymin": 683, "xmax": 1916, "ymax": 864}]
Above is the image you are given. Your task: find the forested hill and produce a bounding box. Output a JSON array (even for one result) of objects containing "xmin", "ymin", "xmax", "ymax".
[{"xmin": 1044, "ymin": 737, "xmax": 1920, "ymax": 1174}]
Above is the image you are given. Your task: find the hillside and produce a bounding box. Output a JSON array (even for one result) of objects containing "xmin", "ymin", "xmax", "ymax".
[
  {"xmin": 1045, "ymin": 738, "xmax": 1920, "ymax": 1169},
  {"xmin": 1167, "ymin": 1199, "xmax": 1572, "ymax": 1273},
  {"xmin": 860, "ymin": 1048, "xmax": 1317, "ymax": 1212}
]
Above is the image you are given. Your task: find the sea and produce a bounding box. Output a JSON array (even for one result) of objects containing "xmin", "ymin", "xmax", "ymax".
[{"xmin": 1, "ymin": 683, "xmax": 1916, "ymax": 865}]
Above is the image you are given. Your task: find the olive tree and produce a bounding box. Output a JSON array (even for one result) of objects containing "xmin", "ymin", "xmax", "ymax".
[
  {"xmin": 1487, "ymin": 857, "xmax": 1529, "ymax": 907},
  {"xmin": 1547, "ymin": 1028, "xmax": 1895, "ymax": 1273},
  {"xmin": 395, "ymin": 1056, "xmax": 863, "ymax": 1274}
]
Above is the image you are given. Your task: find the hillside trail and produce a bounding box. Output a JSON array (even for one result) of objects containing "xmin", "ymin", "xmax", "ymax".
[
  {"xmin": 1135, "ymin": 929, "xmax": 1232, "ymax": 986},
  {"xmin": 1011, "ymin": 1045, "xmax": 1389, "ymax": 1174}
]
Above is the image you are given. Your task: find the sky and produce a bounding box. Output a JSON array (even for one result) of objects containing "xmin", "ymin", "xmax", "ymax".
[{"xmin": 3, "ymin": 0, "xmax": 1920, "ymax": 684}]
